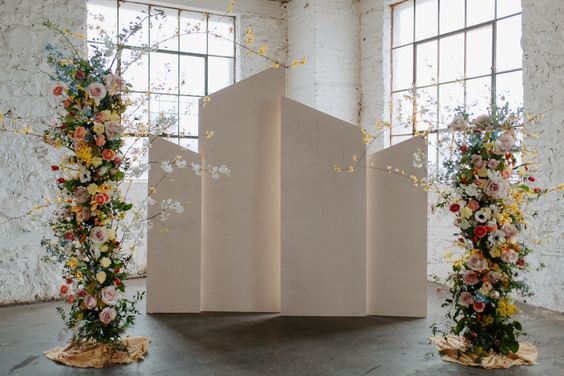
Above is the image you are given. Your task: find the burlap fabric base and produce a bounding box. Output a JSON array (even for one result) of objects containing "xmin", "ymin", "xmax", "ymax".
[
  {"xmin": 431, "ymin": 335, "xmax": 537, "ymax": 369},
  {"xmin": 44, "ymin": 336, "xmax": 150, "ymax": 368}
]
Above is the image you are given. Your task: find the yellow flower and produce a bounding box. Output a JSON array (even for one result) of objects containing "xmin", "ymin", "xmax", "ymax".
[
  {"xmin": 483, "ymin": 315, "xmax": 494, "ymax": 326},
  {"xmin": 99, "ymin": 183, "xmax": 112, "ymax": 193},
  {"xmin": 460, "ymin": 206, "xmax": 472, "ymax": 219},
  {"xmin": 75, "ymin": 271, "xmax": 83, "ymax": 281},
  {"xmin": 67, "ymin": 257, "xmax": 78, "ymax": 269},
  {"xmin": 108, "ymin": 229, "xmax": 116, "ymax": 241},
  {"xmin": 498, "ymin": 297, "xmax": 518, "ymax": 317},
  {"xmin": 100, "ymin": 244, "xmax": 109, "ymax": 253},
  {"xmin": 92, "ymin": 156, "xmax": 103, "ymax": 168},
  {"xmin": 96, "ymin": 271, "xmax": 107, "ymax": 283},
  {"xmin": 478, "ymin": 168, "xmax": 488, "ymax": 178},
  {"xmin": 489, "ymin": 247, "xmax": 501, "ymax": 258},
  {"xmin": 87, "ymin": 184, "xmax": 99, "ymax": 195},
  {"xmin": 76, "ymin": 144, "xmax": 93, "ymax": 166},
  {"xmin": 54, "ymin": 139, "xmax": 64, "ymax": 149}
]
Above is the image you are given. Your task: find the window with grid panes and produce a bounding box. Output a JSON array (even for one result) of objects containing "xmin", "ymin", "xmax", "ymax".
[
  {"xmin": 390, "ymin": 0, "xmax": 523, "ymax": 168},
  {"xmin": 87, "ymin": 0, "xmax": 236, "ymax": 156}
]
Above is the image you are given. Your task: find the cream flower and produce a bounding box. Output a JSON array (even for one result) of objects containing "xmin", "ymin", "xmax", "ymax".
[
  {"xmin": 448, "ymin": 114, "xmax": 468, "ymax": 132},
  {"xmin": 100, "ymin": 257, "xmax": 111, "ymax": 268},
  {"xmin": 90, "ymin": 226, "xmax": 109, "ymax": 244},
  {"xmin": 104, "ymin": 74, "xmax": 126, "ymax": 95},
  {"xmin": 96, "ymin": 271, "xmax": 107, "ymax": 283},
  {"xmin": 86, "ymin": 82, "xmax": 107, "ymax": 104}
]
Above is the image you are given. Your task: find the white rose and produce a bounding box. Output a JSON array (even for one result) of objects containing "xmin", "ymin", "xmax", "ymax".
[
  {"xmin": 448, "ymin": 114, "xmax": 468, "ymax": 132},
  {"xmin": 104, "ymin": 74, "xmax": 126, "ymax": 96},
  {"xmin": 104, "ymin": 121, "xmax": 123, "ymax": 140},
  {"xmin": 90, "ymin": 226, "xmax": 109, "ymax": 244}
]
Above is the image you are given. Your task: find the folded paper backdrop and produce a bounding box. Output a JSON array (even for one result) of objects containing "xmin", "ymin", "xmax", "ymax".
[{"xmin": 147, "ymin": 69, "xmax": 427, "ymax": 317}]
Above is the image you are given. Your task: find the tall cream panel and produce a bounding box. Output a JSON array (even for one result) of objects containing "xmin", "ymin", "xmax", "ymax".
[
  {"xmin": 366, "ymin": 137, "xmax": 427, "ymax": 317},
  {"xmin": 199, "ymin": 69, "xmax": 285, "ymax": 312},
  {"xmin": 281, "ymin": 97, "xmax": 367, "ymax": 316},
  {"xmin": 146, "ymin": 137, "xmax": 202, "ymax": 313}
]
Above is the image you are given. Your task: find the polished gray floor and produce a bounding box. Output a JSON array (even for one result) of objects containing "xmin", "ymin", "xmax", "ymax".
[{"xmin": 1, "ymin": 279, "xmax": 563, "ymax": 375}]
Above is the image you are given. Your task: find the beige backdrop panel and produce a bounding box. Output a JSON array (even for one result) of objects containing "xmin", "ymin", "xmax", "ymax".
[
  {"xmin": 146, "ymin": 137, "xmax": 202, "ymax": 313},
  {"xmin": 199, "ymin": 68, "xmax": 285, "ymax": 312},
  {"xmin": 281, "ymin": 97, "xmax": 367, "ymax": 316},
  {"xmin": 366, "ymin": 137, "xmax": 427, "ymax": 317}
]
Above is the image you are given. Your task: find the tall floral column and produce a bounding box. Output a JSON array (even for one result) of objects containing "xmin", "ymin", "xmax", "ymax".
[
  {"xmin": 41, "ymin": 27, "xmax": 148, "ymax": 367},
  {"xmin": 431, "ymin": 109, "xmax": 544, "ymax": 369}
]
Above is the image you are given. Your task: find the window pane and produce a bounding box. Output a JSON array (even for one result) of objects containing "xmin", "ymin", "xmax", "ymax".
[
  {"xmin": 179, "ymin": 56, "xmax": 205, "ymax": 96},
  {"xmin": 438, "ymin": 81, "xmax": 464, "ymax": 129},
  {"xmin": 497, "ymin": 0, "xmax": 521, "ymax": 17},
  {"xmin": 209, "ymin": 57, "xmax": 234, "ymax": 93},
  {"xmin": 392, "ymin": 45, "xmax": 413, "ymax": 91},
  {"xmin": 179, "ymin": 138, "xmax": 199, "ymax": 153},
  {"xmin": 123, "ymin": 93, "xmax": 149, "ymax": 134},
  {"xmin": 392, "ymin": 0, "xmax": 414, "ymax": 47},
  {"xmin": 496, "ymin": 15, "xmax": 522, "ymax": 72},
  {"xmin": 150, "ymin": 52, "xmax": 178, "ymax": 94},
  {"xmin": 466, "ymin": 26, "xmax": 492, "ymax": 78},
  {"xmin": 466, "ymin": 77, "xmax": 491, "ymax": 115},
  {"xmin": 416, "ymin": 86, "xmax": 437, "ymax": 131},
  {"xmin": 496, "ymin": 71, "xmax": 523, "ymax": 110},
  {"xmin": 391, "ymin": 134, "xmax": 413, "ymax": 146},
  {"xmin": 391, "ymin": 90, "xmax": 415, "ymax": 134},
  {"xmin": 121, "ymin": 49, "xmax": 148, "ymax": 92},
  {"xmin": 415, "ymin": 0, "xmax": 438, "ymax": 41},
  {"xmin": 122, "ymin": 137, "xmax": 149, "ymax": 180},
  {"xmin": 150, "ymin": 7, "xmax": 178, "ymax": 51},
  {"xmin": 439, "ymin": 0, "xmax": 464, "ymax": 34},
  {"xmin": 208, "ymin": 15, "xmax": 235, "ymax": 57},
  {"xmin": 467, "ymin": 0, "xmax": 494, "ymax": 26},
  {"xmin": 439, "ymin": 33, "xmax": 464, "ymax": 83},
  {"xmin": 150, "ymin": 94, "xmax": 178, "ymax": 135},
  {"xmin": 179, "ymin": 97, "xmax": 199, "ymax": 137},
  {"xmin": 119, "ymin": 2, "xmax": 149, "ymax": 47},
  {"xmin": 88, "ymin": 0, "xmax": 117, "ymax": 42},
  {"xmin": 416, "ymin": 40, "xmax": 437, "ymax": 86},
  {"xmin": 180, "ymin": 11, "xmax": 207, "ymax": 54}
]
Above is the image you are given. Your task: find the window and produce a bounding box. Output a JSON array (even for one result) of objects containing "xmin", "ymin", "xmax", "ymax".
[
  {"xmin": 87, "ymin": 0, "xmax": 236, "ymax": 153},
  {"xmin": 389, "ymin": 0, "xmax": 522, "ymax": 166}
]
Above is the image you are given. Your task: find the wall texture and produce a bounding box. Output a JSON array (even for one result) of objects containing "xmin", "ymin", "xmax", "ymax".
[
  {"xmin": 287, "ymin": 0, "xmax": 361, "ymax": 126},
  {"xmin": 0, "ymin": 0, "xmax": 287, "ymax": 305}
]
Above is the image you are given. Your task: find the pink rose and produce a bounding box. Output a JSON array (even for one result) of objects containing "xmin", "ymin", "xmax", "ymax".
[
  {"xmin": 90, "ymin": 226, "xmax": 108, "ymax": 244},
  {"xmin": 96, "ymin": 135, "xmax": 106, "ymax": 147},
  {"xmin": 473, "ymin": 300, "xmax": 486, "ymax": 312},
  {"xmin": 486, "ymin": 271, "xmax": 501, "ymax": 284},
  {"xmin": 485, "ymin": 177, "xmax": 510, "ymax": 200},
  {"xmin": 501, "ymin": 249, "xmax": 519, "ymax": 264},
  {"xmin": 76, "ymin": 207, "xmax": 91, "ymax": 222},
  {"xmin": 500, "ymin": 168, "xmax": 512, "ymax": 180},
  {"xmin": 501, "ymin": 223, "xmax": 518, "ymax": 240},
  {"xmin": 102, "ymin": 149, "xmax": 116, "ymax": 161},
  {"xmin": 99, "ymin": 307, "xmax": 116, "ymax": 325},
  {"xmin": 86, "ymin": 83, "xmax": 107, "ymax": 104},
  {"xmin": 487, "ymin": 159, "xmax": 499, "ymax": 169},
  {"xmin": 104, "ymin": 121, "xmax": 123, "ymax": 140},
  {"xmin": 463, "ymin": 271, "xmax": 480, "ymax": 285},
  {"xmin": 74, "ymin": 186, "xmax": 90, "ymax": 204},
  {"xmin": 467, "ymin": 199, "xmax": 480, "ymax": 211},
  {"xmin": 467, "ymin": 254, "xmax": 488, "ymax": 271},
  {"xmin": 73, "ymin": 126, "xmax": 87, "ymax": 141},
  {"xmin": 460, "ymin": 291, "xmax": 474, "ymax": 307},
  {"xmin": 104, "ymin": 74, "xmax": 126, "ymax": 95},
  {"xmin": 494, "ymin": 132, "xmax": 514, "ymax": 154},
  {"xmin": 100, "ymin": 285, "xmax": 119, "ymax": 306},
  {"xmin": 85, "ymin": 294, "xmax": 97, "ymax": 309}
]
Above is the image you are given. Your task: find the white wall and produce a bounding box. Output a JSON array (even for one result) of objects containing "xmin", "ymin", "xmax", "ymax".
[
  {"xmin": 0, "ymin": 0, "xmax": 287, "ymax": 305},
  {"xmin": 287, "ymin": 0, "xmax": 361, "ymax": 126}
]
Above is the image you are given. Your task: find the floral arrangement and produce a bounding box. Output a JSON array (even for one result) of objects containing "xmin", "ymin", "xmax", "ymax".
[
  {"xmin": 432, "ymin": 105, "xmax": 546, "ymax": 355},
  {"xmin": 41, "ymin": 22, "xmax": 143, "ymax": 348}
]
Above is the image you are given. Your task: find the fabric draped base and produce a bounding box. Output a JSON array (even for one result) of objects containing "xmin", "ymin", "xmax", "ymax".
[
  {"xmin": 44, "ymin": 336, "xmax": 150, "ymax": 368},
  {"xmin": 431, "ymin": 335, "xmax": 537, "ymax": 369}
]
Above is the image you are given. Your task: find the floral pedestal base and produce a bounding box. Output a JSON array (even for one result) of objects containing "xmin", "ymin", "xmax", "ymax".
[
  {"xmin": 431, "ymin": 336, "xmax": 537, "ymax": 369},
  {"xmin": 44, "ymin": 336, "xmax": 150, "ymax": 368}
]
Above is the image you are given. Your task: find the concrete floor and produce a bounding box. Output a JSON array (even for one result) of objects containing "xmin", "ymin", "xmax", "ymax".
[{"xmin": 1, "ymin": 279, "xmax": 564, "ymax": 376}]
